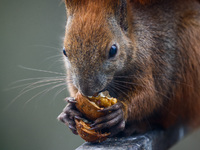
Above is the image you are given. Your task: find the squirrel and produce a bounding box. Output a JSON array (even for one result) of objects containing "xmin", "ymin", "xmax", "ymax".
[{"xmin": 58, "ymin": 0, "xmax": 200, "ymax": 137}]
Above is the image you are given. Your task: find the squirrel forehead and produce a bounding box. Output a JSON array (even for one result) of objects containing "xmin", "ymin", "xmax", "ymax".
[
  {"xmin": 64, "ymin": 0, "xmax": 161, "ymax": 15},
  {"xmin": 64, "ymin": 7, "xmax": 113, "ymax": 54},
  {"xmin": 64, "ymin": 29, "xmax": 111, "ymax": 60},
  {"xmin": 64, "ymin": 18, "xmax": 111, "ymax": 65}
]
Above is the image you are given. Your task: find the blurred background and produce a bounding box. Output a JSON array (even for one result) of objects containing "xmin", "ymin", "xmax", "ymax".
[{"xmin": 0, "ymin": 0, "xmax": 200, "ymax": 150}]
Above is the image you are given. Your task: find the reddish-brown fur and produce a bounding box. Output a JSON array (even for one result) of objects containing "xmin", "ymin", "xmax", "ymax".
[{"xmin": 63, "ymin": 0, "xmax": 200, "ymax": 135}]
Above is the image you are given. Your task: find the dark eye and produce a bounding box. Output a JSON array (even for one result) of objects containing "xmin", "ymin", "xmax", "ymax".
[
  {"xmin": 63, "ymin": 47, "xmax": 67, "ymax": 57},
  {"xmin": 109, "ymin": 44, "xmax": 118, "ymax": 59}
]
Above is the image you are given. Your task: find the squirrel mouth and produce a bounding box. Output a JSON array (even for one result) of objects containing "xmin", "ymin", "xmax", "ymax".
[
  {"xmin": 86, "ymin": 89, "xmax": 106, "ymax": 98},
  {"xmin": 86, "ymin": 90, "xmax": 117, "ymax": 108},
  {"xmin": 88, "ymin": 90, "xmax": 111, "ymax": 99},
  {"xmin": 88, "ymin": 90, "xmax": 118, "ymax": 100},
  {"xmin": 87, "ymin": 82, "xmax": 116, "ymax": 98}
]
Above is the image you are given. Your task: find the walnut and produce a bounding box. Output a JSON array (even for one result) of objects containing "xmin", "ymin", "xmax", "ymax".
[
  {"xmin": 75, "ymin": 119, "xmax": 110, "ymax": 143},
  {"xmin": 75, "ymin": 91, "xmax": 117, "ymax": 120},
  {"xmin": 75, "ymin": 91, "xmax": 117, "ymax": 142}
]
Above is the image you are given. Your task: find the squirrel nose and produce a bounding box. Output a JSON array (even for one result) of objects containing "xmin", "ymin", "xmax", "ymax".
[
  {"xmin": 80, "ymin": 88, "xmax": 96, "ymax": 97},
  {"xmin": 79, "ymin": 85, "xmax": 96, "ymax": 97}
]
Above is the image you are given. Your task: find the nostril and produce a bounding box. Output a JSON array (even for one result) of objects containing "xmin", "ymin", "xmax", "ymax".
[
  {"xmin": 80, "ymin": 88, "xmax": 103, "ymax": 97},
  {"xmin": 78, "ymin": 78, "xmax": 103, "ymax": 97}
]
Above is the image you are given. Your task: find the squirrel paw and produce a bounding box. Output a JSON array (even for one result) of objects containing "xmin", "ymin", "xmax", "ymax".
[
  {"xmin": 90, "ymin": 102, "xmax": 125, "ymax": 137},
  {"xmin": 57, "ymin": 97, "xmax": 84, "ymax": 135}
]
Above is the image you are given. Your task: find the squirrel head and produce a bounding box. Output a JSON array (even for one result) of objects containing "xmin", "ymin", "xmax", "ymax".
[
  {"xmin": 63, "ymin": 0, "xmax": 134, "ymax": 96},
  {"xmin": 63, "ymin": 0, "xmax": 200, "ymax": 98}
]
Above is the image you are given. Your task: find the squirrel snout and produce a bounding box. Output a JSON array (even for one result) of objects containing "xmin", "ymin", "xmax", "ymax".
[
  {"xmin": 75, "ymin": 74, "xmax": 107, "ymax": 97},
  {"xmin": 79, "ymin": 87, "xmax": 97, "ymax": 97},
  {"xmin": 78, "ymin": 84, "xmax": 98, "ymax": 97}
]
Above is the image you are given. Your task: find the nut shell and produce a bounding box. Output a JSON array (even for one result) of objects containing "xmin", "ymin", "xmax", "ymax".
[
  {"xmin": 75, "ymin": 92, "xmax": 105, "ymax": 120},
  {"xmin": 74, "ymin": 91, "xmax": 117, "ymax": 142},
  {"xmin": 75, "ymin": 119, "xmax": 110, "ymax": 143}
]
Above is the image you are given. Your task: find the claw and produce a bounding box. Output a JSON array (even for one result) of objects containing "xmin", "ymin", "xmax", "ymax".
[
  {"xmin": 91, "ymin": 114, "xmax": 123, "ymax": 131},
  {"xmin": 57, "ymin": 113, "xmax": 66, "ymax": 123},
  {"xmin": 58, "ymin": 99, "xmax": 83, "ymax": 135},
  {"xmin": 74, "ymin": 116, "xmax": 84, "ymax": 120},
  {"xmin": 57, "ymin": 113, "xmax": 63, "ymax": 121},
  {"xmin": 90, "ymin": 123, "xmax": 95, "ymax": 127},
  {"xmin": 93, "ymin": 109, "xmax": 121, "ymax": 126},
  {"xmin": 89, "ymin": 127, "xmax": 98, "ymax": 130},
  {"xmin": 69, "ymin": 124, "xmax": 76, "ymax": 131},
  {"xmin": 88, "ymin": 102, "xmax": 125, "ymax": 137},
  {"xmin": 72, "ymin": 130, "xmax": 78, "ymax": 135},
  {"xmin": 66, "ymin": 97, "xmax": 77, "ymax": 104},
  {"xmin": 69, "ymin": 125, "xmax": 78, "ymax": 135}
]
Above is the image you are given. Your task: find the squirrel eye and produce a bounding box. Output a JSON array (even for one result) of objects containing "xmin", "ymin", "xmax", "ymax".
[
  {"xmin": 63, "ymin": 47, "xmax": 67, "ymax": 57},
  {"xmin": 109, "ymin": 44, "xmax": 118, "ymax": 59}
]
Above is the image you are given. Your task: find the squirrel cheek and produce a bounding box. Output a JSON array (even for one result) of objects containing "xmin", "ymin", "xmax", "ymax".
[
  {"xmin": 111, "ymin": 60, "xmax": 124, "ymax": 72},
  {"xmin": 64, "ymin": 58, "xmax": 71, "ymax": 69}
]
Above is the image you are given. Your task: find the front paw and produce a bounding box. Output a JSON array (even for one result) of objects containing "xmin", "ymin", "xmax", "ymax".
[
  {"xmin": 90, "ymin": 102, "xmax": 126, "ymax": 137},
  {"xmin": 57, "ymin": 97, "xmax": 84, "ymax": 135}
]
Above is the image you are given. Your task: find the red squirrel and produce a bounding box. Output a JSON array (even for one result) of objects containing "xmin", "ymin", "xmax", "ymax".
[{"xmin": 58, "ymin": 0, "xmax": 200, "ymax": 137}]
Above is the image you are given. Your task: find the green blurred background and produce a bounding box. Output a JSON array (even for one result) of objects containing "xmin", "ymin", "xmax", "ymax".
[{"xmin": 0, "ymin": 0, "xmax": 199, "ymax": 150}]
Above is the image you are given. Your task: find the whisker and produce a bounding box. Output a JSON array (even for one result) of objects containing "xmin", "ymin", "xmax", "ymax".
[
  {"xmin": 7, "ymin": 76, "xmax": 66, "ymax": 87},
  {"xmin": 107, "ymin": 84, "xmax": 118, "ymax": 98},
  {"xmin": 4, "ymin": 81, "xmax": 63, "ymax": 110},
  {"xmin": 114, "ymin": 79, "xmax": 171, "ymax": 100},
  {"xmin": 18, "ymin": 65, "xmax": 65, "ymax": 75},
  {"xmin": 5, "ymin": 83, "xmax": 35, "ymax": 91},
  {"xmin": 114, "ymin": 80, "xmax": 139, "ymax": 87},
  {"xmin": 114, "ymin": 75, "xmax": 192, "ymax": 87},
  {"xmin": 42, "ymin": 54, "xmax": 62, "ymax": 63},
  {"xmin": 113, "ymin": 81, "xmax": 176, "ymax": 117},
  {"xmin": 19, "ymin": 78, "xmax": 65, "ymax": 93},
  {"xmin": 53, "ymin": 86, "xmax": 68, "ymax": 100},
  {"xmin": 109, "ymin": 83, "xmax": 129, "ymax": 99},
  {"xmin": 153, "ymin": 77, "xmax": 193, "ymax": 88},
  {"xmin": 111, "ymin": 77, "xmax": 177, "ymax": 117},
  {"xmin": 112, "ymin": 81, "xmax": 132, "ymax": 91},
  {"xmin": 47, "ymin": 60, "xmax": 64, "ymax": 70},
  {"xmin": 31, "ymin": 44, "xmax": 61, "ymax": 51},
  {"xmin": 25, "ymin": 82, "xmax": 66, "ymax": 105}
]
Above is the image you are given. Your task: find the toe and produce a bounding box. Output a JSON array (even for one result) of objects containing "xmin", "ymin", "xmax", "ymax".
[
  {"xmin": 90, "ymin": 113, "xmax": 123, "ymax": 130},
  {"xmin": 91, "ymin": 109, "xmax": 121, "ymax": 127}
]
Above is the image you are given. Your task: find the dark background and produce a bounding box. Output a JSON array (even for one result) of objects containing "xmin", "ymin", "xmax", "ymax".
[{"xmin": 0, "ymin": 0, "xmax": 199, "ymax": 150}]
